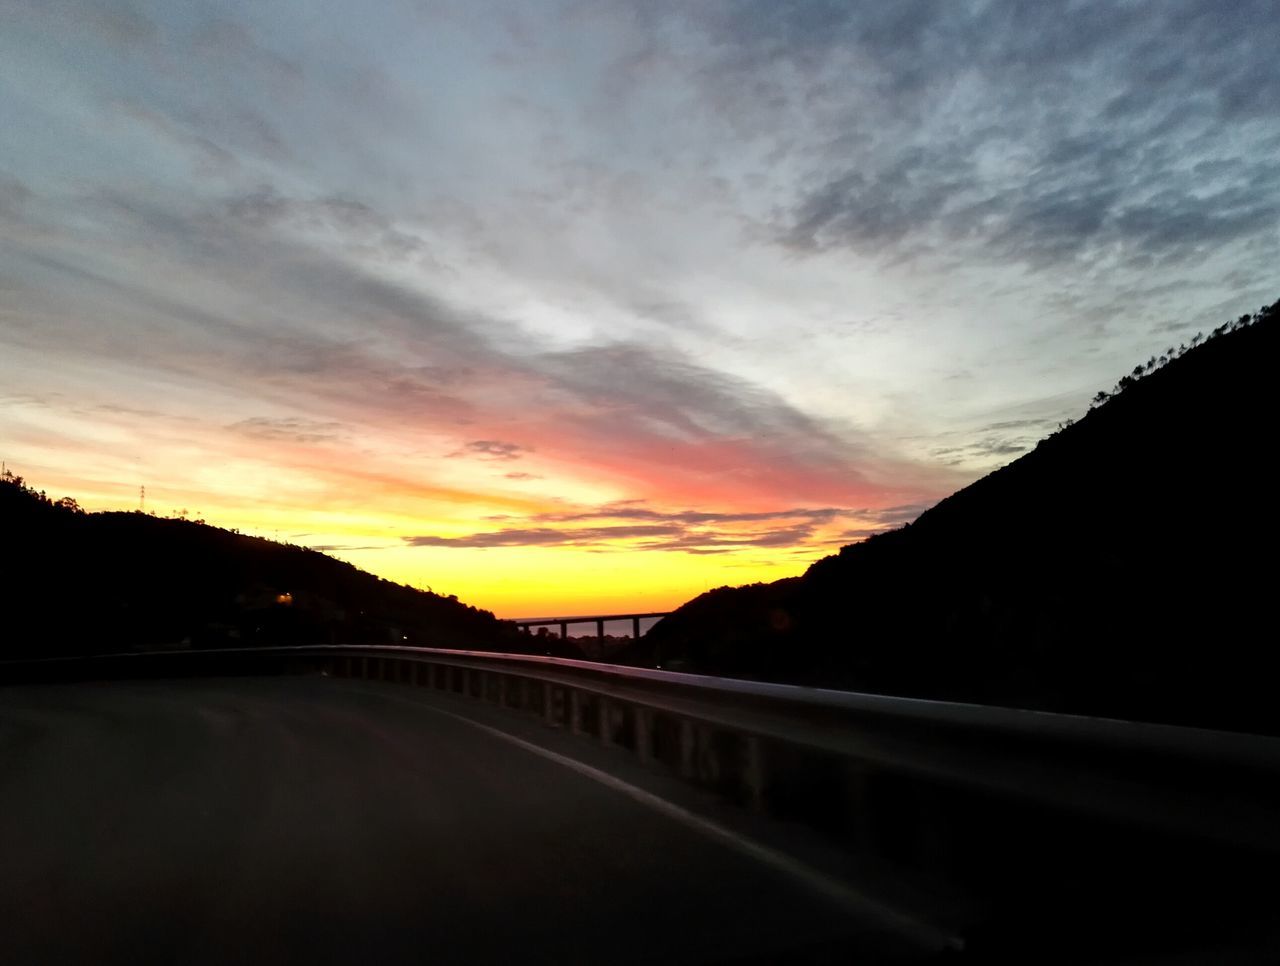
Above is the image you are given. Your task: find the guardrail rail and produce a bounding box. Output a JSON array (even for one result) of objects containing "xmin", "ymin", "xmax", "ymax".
[{"xmin": 5, "ymin": 642, "xmax": 1279, "ymax": 951}]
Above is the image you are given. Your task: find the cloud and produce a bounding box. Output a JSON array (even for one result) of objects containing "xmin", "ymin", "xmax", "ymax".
[
  {"xmin": 111, "ymin": 102, "xmax": 238, "ymax": 174},
  {"xmin": 401, "ymin": 502, "xmax": 911, "ymax": 554},
  {"xmin": 6, "ymin": 0, "xmax": 1274, "ymax": 615},
  {"xmin": 0, "ymin": 177, "xmax": 33, "ymax": 223},
  {"xmin": 190, "ymin": 18, "xmax": 302, "ymax": 90},
  {"xmin": 677, "ymin": 0, "xmax": 1280, "ymax": 273},
  {"xmin": 450, "ymin": 439, "xmax": 531, "ymax": 461},
  {"xmin": 229, "ymin": 417, "xmax": 346, "ymax": 444},
  {"xmin": 924, "ymin": 416, "xmax": 1061, "ymax": 466},
  {"xmin": 836, "ymin": 501, "xmax": 933, "ymax": 542},
  {"xmin": 405, "ymin": 525, "xmax": 682, "ymax": 548},
  {"xmin": 3, "ymin": 182, "xmax": 938, "ymax": 506},
  {"xmin": 534, "ymin": 504, "xmax": 849, "ymax": 526},
  {"xmin": 225, "ymin": 188, "xmax": 431, "ymax": 261}
]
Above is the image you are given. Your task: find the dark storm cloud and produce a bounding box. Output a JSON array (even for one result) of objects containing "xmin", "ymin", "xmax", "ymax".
[{"xmin": 691, "ymin": 0, "xmax": 1280, "ymax": 270}]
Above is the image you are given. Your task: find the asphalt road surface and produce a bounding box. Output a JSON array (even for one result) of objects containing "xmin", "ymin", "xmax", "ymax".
[{"xmin": 0, "ymin": 676, "xmax": 933, "ymax": 965}]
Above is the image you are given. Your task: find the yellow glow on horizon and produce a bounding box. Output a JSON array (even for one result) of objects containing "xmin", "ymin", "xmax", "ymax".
[
  {"xmin": 3, "ymin": 396, "xmax": 897, "ymax": 620},
  {"xmin": 337, "ymin": 543, "xmax": 815, "ymax": 618},
  {"xmin": 13, "ymin": 461, "xmax": 836, "ymax": 617}
]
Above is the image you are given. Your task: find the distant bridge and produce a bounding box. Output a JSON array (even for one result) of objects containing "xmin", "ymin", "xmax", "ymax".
[{"xmin": 510, "ymin": 611, "xmax": 671, "ymax": 641}]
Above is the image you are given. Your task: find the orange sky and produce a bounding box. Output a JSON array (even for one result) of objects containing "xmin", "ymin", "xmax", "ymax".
[
  {"xmin": 8, "ymin": 2, "xmax": 1269, "ymax": 616},
  {"xmin": 3, "ymin": 395, "xmax": 948, "ymax": 617}
]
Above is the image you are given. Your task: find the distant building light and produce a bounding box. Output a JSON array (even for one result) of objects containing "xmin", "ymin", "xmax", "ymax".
[{"xmin": 276, "ymin": 592, "xmax": 293, "ymax": 606}]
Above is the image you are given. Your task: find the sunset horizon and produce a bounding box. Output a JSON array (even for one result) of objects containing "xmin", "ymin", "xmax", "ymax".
[{"xmin": 4, "ymin": 1, "xmax": 1276, "ymax": 617}]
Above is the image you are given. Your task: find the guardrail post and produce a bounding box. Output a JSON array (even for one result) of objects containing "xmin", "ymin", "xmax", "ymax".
[
  {"xmin": 845, "ymin": 763, "xmax": 876, "ymax": 855},
  {"xmin": 696, "ymin": 725, "xmax": 719, "ymax": 783},
  {"xmin": 632, "ymin": 616, "xmax": 641, "ymax": 640},
  {"xmin": 559, "ymin": 622, "xmax": 568, "ymax": 641},
  {"xmin": 909, "ymin": 783, "xmax": 955, "ymax": 878},
  {"xmin": 679, "ymin": 718, "xmax": 696, "ymax": 779},
  {"xmin": 543, "ymin": 683, "xmax": 556, "ymax": 726},
  {"xmin": 598, "ymin": 697, "xmax": 611, "ymax": 745},
  {"xmin": 742, "ymin": 735, "xmax": 766, "ymax": 812},
  {"xmin": 569, "ymin": 689, "xmax": 583, "ymax": 734},
  {"xmin": 635, "ymin": 707, "xmax": 653, "ymax": 764}
]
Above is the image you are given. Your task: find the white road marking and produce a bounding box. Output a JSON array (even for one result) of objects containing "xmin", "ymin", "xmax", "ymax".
[{"xmin": 346, "ymin": 684, "xmax": 964, "ymax": 953}]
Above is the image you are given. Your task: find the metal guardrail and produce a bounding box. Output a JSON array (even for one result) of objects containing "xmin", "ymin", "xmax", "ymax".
[
  {"xmin": 10, "ymin": 642, "xmax": 1278, "ymax": 761},
  {"xmin": 5, "ymin": 640, "xmax": 1279, "ymax": 948}
]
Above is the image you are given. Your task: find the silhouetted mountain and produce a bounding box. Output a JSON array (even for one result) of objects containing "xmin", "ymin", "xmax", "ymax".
[
  {"xmin": 0, "ymin": 479, "xmax": 525, "ymax": 658},
  {"xmin": 635, "ymin": 300, "xmax": 1280, "ymax": 734}
]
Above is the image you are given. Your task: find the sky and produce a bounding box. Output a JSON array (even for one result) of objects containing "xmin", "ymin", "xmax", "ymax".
[{"xmin": 1, "ymin": 0, "xmax": 1277, "ymax": 617}]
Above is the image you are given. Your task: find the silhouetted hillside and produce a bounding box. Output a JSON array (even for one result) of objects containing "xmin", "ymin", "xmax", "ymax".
[
  {"xmin": 636, "ymin": 300, "xmax": 1280, "ymax": 734},
  {"xmin": 0, "ymin": 478, "xmax": 525, "ymax": 658}
]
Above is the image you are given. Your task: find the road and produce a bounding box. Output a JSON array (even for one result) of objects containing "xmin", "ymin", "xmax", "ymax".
[{"xmin": 0, "ymin": 676, "xmax": 932, "ymax": 965}]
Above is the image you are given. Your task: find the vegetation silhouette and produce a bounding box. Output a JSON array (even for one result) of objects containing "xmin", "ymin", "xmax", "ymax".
[
  {"xmin": 631, "ymin": 300, "xmax": 1280, "ymax": 734},
  {"xmin": 0, "ymin": 475, "xmax": 526, "ymax": 658}
]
